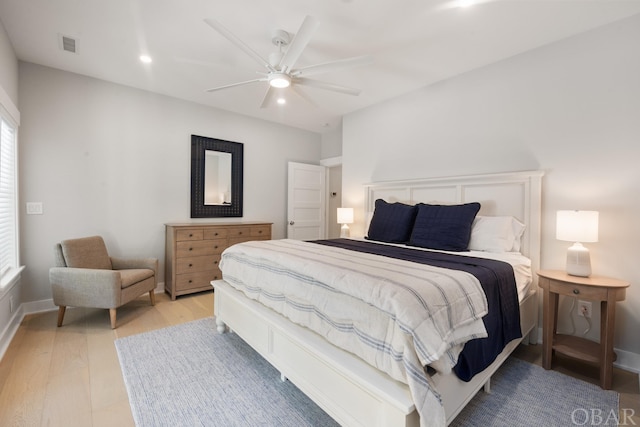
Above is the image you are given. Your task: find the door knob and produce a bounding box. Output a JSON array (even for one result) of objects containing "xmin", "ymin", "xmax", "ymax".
[{"xmin": 289, "ymin": 221, "xmax": 295, "ymax": 225}]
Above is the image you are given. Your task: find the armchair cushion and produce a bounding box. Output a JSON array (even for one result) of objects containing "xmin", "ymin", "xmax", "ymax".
[
  {"xmin": 60, "ymin": 236, "xmax": 112, "ymax": 270},
  {"xmin": 111, "ymin": 256, "xmax": 158, "ymax": 273},
  {"xmin": 119, "ymin": 269, "xmax": 155, "ymax": 289}
]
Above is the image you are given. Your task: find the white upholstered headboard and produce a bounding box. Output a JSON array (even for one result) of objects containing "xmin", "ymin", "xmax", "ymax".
[{"xmin": 364, "ymin": 170, "xmax": 544, "ymax": 279}]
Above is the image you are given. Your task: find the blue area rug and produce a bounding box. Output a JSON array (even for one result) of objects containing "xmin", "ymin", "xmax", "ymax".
[
  {"xmin": 116, "ymin": 317, "xmax": 338, "ymax": 427},
  {"xmin": 450, "ymin": 357, "xmax": 619, "ymax": 427},
  {"xmin": 116, "ymin": 317, "xmax": 619, "ymax": 427}
]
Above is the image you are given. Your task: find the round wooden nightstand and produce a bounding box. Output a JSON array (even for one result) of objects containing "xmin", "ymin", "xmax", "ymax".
[{"xmin": 537, "ymin": 270, "xmax": 629, "ymax": 389}]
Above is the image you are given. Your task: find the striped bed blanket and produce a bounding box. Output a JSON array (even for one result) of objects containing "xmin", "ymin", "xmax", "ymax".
[{"xmin": 220, "ymin": 239, "xmax": 496, "ymax": 427}]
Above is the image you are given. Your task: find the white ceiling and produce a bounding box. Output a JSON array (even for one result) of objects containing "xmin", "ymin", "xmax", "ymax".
[{"xmin": 2, "ymin": 0, "xmax": 640, "ymax": 133}]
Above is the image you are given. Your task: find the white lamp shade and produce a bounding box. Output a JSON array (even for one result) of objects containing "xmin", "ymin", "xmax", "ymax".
[
  {"xmin": 556, "ymin": 210, "xmax": 599, "ymax": 243},
  {"xmin": 337, "ymin": 208, "xmax": 354, "ymax": 224}
]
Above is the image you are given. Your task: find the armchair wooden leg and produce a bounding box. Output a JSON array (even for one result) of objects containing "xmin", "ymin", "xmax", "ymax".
[
  {"xmin": 57, "ymin": 306, "xmax": 66, "ymax": 327},
  {"xmin": 149, "ymin": 290, "xmax": 156, "ymax": 306},
  {"xmin": 109, "ymin": 308, "xmax": 117, "ymax": 329}
]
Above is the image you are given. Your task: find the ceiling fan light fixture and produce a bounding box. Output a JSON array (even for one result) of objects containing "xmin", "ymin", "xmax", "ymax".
[{"xmin": 269, "ymin": 73, "xmax": 291, "ymax": 88}]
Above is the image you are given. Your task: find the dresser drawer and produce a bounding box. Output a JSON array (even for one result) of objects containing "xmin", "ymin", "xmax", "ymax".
[
  {"xmin": 176, "ymin": 255, "xmax": 221, "ymax": 274},
  {"xmin": 250, "ymin": 225, "xmax": 271, "ymax": 238},
  {"xmin": 176, "ymin": 269, "xmax": 223, "ymax": 291},
  {"xmin": 176, "ymin": 229, "xmax": 203, "ymax": 241},
  {"xmin": 226, "ymin": 227, "xmax": 252, "ymax": 239},
  {"xmin": 203, "ymin": 228, "xmax": 229, "ymax": 240},
  {"xmin": 176, "ymin": 239, "xmax": 226, "ymax": 257},
  {"xmin": 227, "ymin": 226, "xmax": 271, "ymax": 246}
]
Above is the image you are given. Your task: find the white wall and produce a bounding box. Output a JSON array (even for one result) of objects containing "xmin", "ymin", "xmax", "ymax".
[
  {"xmin": 342, "ymin": 14, "xmax": 640, "ymax": 367},
  {"xmin": 0, "ymin": 20, "xmax": 18, "ymax": 105},
  {"xmin": 320, "ymin": 123, "xmax": 343, "ymax": 159},
  {"xmin": 18, "ymin": 62, "xmax": 321, "ymax": 303}
]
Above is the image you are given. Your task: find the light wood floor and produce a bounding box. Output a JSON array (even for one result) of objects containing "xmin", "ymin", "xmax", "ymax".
[{"xmin": 0, "ymin": 291, "xmax": 637, "ymax": 426}]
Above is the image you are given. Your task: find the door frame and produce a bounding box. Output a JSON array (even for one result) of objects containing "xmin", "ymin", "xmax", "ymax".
[{"xmin": 321, "ymin": 156, "xmax": 343, "ymax": 239}]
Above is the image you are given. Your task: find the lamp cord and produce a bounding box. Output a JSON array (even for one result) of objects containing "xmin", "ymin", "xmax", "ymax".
[{"xmin": 570, "ymin": 297, "xmax": 592, "ymax": 336}]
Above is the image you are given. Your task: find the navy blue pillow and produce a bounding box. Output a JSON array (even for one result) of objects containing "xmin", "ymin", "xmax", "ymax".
[
  {"xmin": 409, "ymin": 202, "xmax": 481, "ymax": 251},
  {"xmin": 366, "ymin": 199, "xmax": 418, "ymax": 243}
]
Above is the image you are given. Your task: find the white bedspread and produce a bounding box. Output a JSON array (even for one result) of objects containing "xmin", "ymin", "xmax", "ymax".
[{"xmin": 220, "ymin": 239, "xmax": 491, "ymax": 427}]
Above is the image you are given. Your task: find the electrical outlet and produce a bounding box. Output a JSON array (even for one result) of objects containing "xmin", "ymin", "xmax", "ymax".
[
  {"xmin": 578, "ymin": 300, "xmax": 592, "ymax": 318},
  {"xmin": 26, "ymin": 202, "xmax": 43, "ymax": 215}
]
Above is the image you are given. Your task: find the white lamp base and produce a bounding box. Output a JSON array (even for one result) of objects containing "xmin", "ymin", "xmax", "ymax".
[
  {"xmin": 340, "ymin": 224, "xmax": 350, "ymax": 238},
  {"xmin": 566, "ymin": 242, "xmax": 591, "ymax": 277}
]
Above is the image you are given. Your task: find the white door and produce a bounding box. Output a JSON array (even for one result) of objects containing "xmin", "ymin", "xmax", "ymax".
[{"xmin": 287, "ymin": 162, "xmax": 326, "ymax": 240}]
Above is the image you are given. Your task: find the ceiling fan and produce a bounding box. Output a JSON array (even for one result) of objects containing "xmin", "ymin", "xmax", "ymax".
[{"xmin": 204, "ymin": 15, "xmax": 373, "ymax": 108}]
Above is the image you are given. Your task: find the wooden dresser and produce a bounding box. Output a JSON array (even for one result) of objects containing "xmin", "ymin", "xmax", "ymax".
[{"xmin": 165, "ymin": 222, "xmax": 272, "ymax": 300}]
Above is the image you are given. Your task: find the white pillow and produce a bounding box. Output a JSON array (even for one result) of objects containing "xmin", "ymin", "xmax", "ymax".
[
  {"xmin": 510, "ymin": 217, "xmax": 526, "ymax": 252},
  {"xmin": 468, "ymin": 216, "xmax": 525, "ymax": 253}
]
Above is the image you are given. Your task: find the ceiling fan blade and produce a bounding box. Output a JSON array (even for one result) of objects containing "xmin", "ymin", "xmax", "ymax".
[
  {"xmin": 206, "ymin": 78, "xmax": 266, "ymax": 92},
  {"xmin": 260, "ymin": 86, "xmax": 276, "ymax": 108},
  {"xmin": 204, "ymin": 19, "xmax": 276, "ymax": 72},
  {"xmin": 295, "ymin": 78, "xmax": 362, "ymax": 96},
  {"xmin": 278, "ymin": 15, "xmax": 320, "ymax": 73},
  {"xmin": 293, "ymin": 55, "xmax": 373, "ymax": 78},
  {"xmin": 291, "ymin": 85, "xmax": 318, "ymax": 108}
]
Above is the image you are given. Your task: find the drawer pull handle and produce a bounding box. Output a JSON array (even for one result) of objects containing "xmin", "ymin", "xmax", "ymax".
[
  {"xmin": 189, "ymin": 233, "xmax": 193, "ymax": 237},
  {"xmin": 188, "ymin": 280, "xmax": 192, "ymax": 283},
  {"xmin": 189, "ymin": 263, "xmax": 193, "ymax": 267},
  {"xmin": 573, "ymin": 289, "xmax": 580, "ymax": 295},
  {"xmin": 215, "ymin": 232, "xmax": 219, "ymax": 236},
  {"xmin": 214, "ymin": 261, "xmax": 218, "ymax": 265},
  {"xmin": 189, "ymin": 247, "xmax": 193, "ymax": 251},
  {"xmin": 258, "ymin": 230, "xmax": 262, "ymax": 234},
  {"xmin": 239, "ymin": 231, "xmax": 243, "ymax": 235},
  {"xmin": 214, "ymin": 245, "xmax": 218, "ymax": 249}
]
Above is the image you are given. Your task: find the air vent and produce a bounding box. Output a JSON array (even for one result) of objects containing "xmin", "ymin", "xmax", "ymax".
[{"xmin": 58, "ymin": 34, "xmax": 78, "ymax": 54}]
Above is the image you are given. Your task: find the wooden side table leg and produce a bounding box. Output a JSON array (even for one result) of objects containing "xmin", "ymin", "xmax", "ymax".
[
  {"xmin": 542, "ymin": 281, "xmax": 557, "ymax": 370},
  {"xmin": 600, "ymin": 294, "xmax": 616, "ymax": 390}
]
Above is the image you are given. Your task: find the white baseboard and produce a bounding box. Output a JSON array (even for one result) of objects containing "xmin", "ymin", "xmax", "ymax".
[
  {"xmin": 0, "ymin": 304, "xmax": 24, "ymax": 361},
  {"xmin": 23, "ymin": 298, "xmax": 57, "ymax": 314},
  {"xmin": 615, "ymin": 348, "xmax": 640, "ymax": 374},
  {"xmin": 0, "ymin": 297, "xmax": 58, "ymax": 360}
]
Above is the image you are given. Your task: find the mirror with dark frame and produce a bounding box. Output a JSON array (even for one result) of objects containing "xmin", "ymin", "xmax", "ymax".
[{"xmin": 191, "ymin": 135, "xmax": 243, "ymax": 218}]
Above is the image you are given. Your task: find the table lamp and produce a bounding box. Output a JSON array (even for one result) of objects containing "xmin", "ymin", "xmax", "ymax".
[
  {"xmin": 337, "ymin": 208, "xmax": 354, "ymax": 238},
  {"xmin": 556, "ymin": 210, "xmax": 599, "ymax": 277}
]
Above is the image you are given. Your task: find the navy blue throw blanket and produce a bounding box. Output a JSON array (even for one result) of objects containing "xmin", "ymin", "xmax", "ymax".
[{"xmin": 310, "ymin": 238, "xmax": 521, "ymax": 382}]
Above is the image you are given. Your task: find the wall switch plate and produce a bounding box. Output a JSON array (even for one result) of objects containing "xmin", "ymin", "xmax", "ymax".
[
  {"xmin": 578, "ymin": 300, "xmax": 592, "ymax": 318},
  {"xmin": 26, "ymin": 202, "xmax": 43, "ymax": 215}
]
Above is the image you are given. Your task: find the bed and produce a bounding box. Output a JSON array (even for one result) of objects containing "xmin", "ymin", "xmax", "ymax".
[{"xmin": 212, "ymin": 170, "xmax": 544, "ymax": 427}]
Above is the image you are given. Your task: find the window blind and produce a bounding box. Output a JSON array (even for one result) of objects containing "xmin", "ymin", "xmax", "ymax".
[{"xmin": 0, "ymin": 116, "xmax": 17, "ymax": 279}]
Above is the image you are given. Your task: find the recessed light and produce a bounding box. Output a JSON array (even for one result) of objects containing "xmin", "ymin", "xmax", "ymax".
[
  {"xmin": 139, "ymin": 55, "xmax": 152, "ymax": 64},
  {"xmin": 277, "ymin": 98, "xmax": 286, "ymax": 105}
]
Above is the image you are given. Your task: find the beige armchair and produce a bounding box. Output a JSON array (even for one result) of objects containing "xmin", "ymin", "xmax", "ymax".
[{"xmin": 50, "ymin": 235, "xmax": 157, "ymax": 328}]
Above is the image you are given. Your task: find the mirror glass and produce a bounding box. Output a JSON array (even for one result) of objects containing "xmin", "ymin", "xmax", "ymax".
[
  {"xmin": 191, "ymin": 135, "xmax": 243, "ymax": 218},
  {"xmin": 204, "ymin": 150, "xmax": 232, "ymax": 205}
]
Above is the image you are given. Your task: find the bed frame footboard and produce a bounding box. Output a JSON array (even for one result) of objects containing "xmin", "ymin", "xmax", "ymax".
[{"xmin": 212, "ymin": 279, "xmax": 538, "ymax": 427}]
